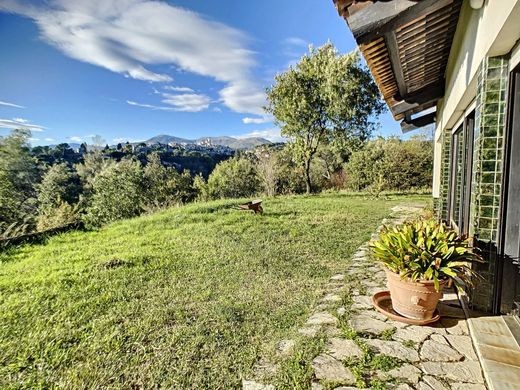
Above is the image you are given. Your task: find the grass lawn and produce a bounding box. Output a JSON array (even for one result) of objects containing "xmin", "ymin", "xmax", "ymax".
[{"xmin": 0, "ymin": 193, "xmax": 428, "ymax": 389}]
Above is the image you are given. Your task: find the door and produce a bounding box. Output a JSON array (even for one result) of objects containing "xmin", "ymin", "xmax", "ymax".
[{"xmin": 498, "ymin": 64, "xmax": 520, "ymax": 315}]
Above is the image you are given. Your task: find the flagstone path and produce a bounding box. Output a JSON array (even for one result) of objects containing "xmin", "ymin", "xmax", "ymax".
[{"xmin": 243, "ymin": 204, "xmax": 488, "ymax": 389}]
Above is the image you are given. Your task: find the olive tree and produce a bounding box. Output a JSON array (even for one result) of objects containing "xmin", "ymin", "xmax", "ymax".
[{"xmin": 265, "ymin": 43, "xmax": 384, "ymax": 193}]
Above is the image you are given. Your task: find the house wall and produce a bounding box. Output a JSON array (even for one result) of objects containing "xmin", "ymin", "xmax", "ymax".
[
  {"xmin": 433, "ymin": 0, "xmax": 520, "ymax": 199},
  {"xmin": 435, "ymin": 0, "xmax": 520, "ymax": 312}
]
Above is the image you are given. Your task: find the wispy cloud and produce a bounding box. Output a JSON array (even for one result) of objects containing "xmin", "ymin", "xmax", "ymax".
[
  {"xmin": 0, "ymin": 118, "xmax": 44, "ymax": 131},
  {"xmin": 68, "ymin": 136, "xmax": 83, "ymax": 143},
  {"xmin": 44, "ymin": 137, "xmax": 55, "ymax": 142},
  {"xmin": 242, "ymin": 116, "xmax": 272, "ymax": 124},
  {"xmin": 1, "ymin": 0, "xmax": 266, "ymax": 115},
  {"xmin": 0, "ymin": 100, "xmax": 25, "ymax": 108},
  {"xmin": 283, "ymin": 37, "xmax": 308, "ymax": 47},
  {"xmin": 128, "ymin": 90, "xmax": 212, "ymax": 112},
  {"xmin": 161, "ymin": 93, "xmax": 211, "ymax": 112},
  {"xmin": 127, "ymin": 100, "xmax": 175, "ymax": 111},
  {"xmin": 237, "ymin": 127, "xmax": 285, "ymax": 142},
  {"xmin": 163, "ymin": 86, "xmax": 194, "ymax": 92}
]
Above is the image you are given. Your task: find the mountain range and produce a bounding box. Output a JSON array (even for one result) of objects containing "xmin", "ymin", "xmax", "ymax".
[{"xmin": 145, "ymin": 134, "xmax": 272, "ymax": 149}]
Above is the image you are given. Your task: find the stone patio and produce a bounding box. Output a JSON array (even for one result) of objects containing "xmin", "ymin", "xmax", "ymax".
[{"xmin": 244, "ymin": 204, "xmax": 489, "ymax": 389}]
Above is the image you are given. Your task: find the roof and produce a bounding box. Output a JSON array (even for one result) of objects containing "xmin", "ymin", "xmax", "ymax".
[{"xmin": 333, "ymin": 0, "xmax": 463, "ymax": 131}]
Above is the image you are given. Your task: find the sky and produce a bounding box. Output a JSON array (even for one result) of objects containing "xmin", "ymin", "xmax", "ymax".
[{"xmin": 0, "ymin": 0, "xmax": 404, "ymax": 146}]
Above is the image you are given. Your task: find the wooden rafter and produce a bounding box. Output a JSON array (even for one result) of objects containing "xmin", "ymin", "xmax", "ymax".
[{"xmin": 333, "ymin": 0, "xmax": 462, "ymax": 129}]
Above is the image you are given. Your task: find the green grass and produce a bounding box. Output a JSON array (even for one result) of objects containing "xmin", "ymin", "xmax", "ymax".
[{"xmin": 0, "ymin": 193, "xmax": 428, "ymax": 389}]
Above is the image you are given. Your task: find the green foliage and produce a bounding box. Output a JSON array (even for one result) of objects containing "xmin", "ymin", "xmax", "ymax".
[
  {"xmin": 0, "ymin": 129, "xmax": 39, "ymax": 232},
  {"xmin": 36, "ymin": 201, "xmax": 81, "ymax": 231},
  {"xmin": 370, "ymin": 219, "xmax": 483, "ymax": 291},
  {"xmin": 84, "ymin": 159, "xmax": 145, "ymax": 227},
  {"xmin": 37, "ymin": 163, "xmax": 81, "ymax": 209},
  {"xmin": 143, "ymin": 153, "xmax": 195, "ymax": 210},
  {"xmin": 193, "ymin": 174, "xmax": 210, "ymax": 201},
  {"xmin": 266, "ymin": 43, "xmax": 384, "ymax": 193},
  {"xmin": 207, "ymin": 157, "xmax": 259, "ymax": 199},
  {"xmin": 36, "ymin": 163, "xmax": 82, "ymax": 230},
  {"xmin": 346, "ymin": 136, "xmax": 433, "ymax": 193},
  {"xmin": 255, "ymin": 146, "xmax": 280, "ymax": 197}
]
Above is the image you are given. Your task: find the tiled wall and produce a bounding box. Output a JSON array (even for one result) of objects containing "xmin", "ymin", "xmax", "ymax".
[
  {"xmin": 437, "ymin": 130, "xmax": 452, "ymax": 221},
  {"xmin": 470, "ymin": 56, "xmax": 509, "ymax": 241},
  {"xmin": 436, "ymin": 56, "xmax": 509, "ymax": 312},
  {"xmin": 469, "ymin": 56, "xmax": 509, "ymax": 312}
]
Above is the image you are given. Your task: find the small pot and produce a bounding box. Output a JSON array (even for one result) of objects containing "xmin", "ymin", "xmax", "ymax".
[{"xmin": 385, "ymin": 269, "xmax": 446, "ymax": 320}]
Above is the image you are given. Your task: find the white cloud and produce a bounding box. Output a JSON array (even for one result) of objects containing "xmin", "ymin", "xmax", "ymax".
[
  {"xmin": 0, "ymin": 118, "xmax": 44, "ymax": 131},
  {"xmin": 128, "ymin": 91, "xmax": 211, "ymax": 112},
  {"xmin": 44, "ymin": 137, "xmax": 55, "ymax": 142},
  {"xmin": 237, "ymin": 127, "xmax": 285, "ymax": 142},
  {"xmin": 0, "ymin": 100, "xmax": 25, "ymax": 108},
  {"xmin": 161, "ymin": 93, "xmax": 211, "ymax": 112},
  {"xmin": 127, "ymin": 99, "xmax": 175, "ymax": 111},
  {"xmin": 68, "ymin": 136, "xmax": 83, "ymax": 142},
  {"xmin": 1, "ymin": 0, "xmax": 266, "ymax": 115},
  {"xmin": 242, "ymin": 115, "xmax": 272, "ymax": 124},
  {"xmin": 163, "ymin": 85, "xmax": 194, "ymax": 92},
  {"xmin": 29, "ymin": 137, "xmax": 40, "ymax": 142},
  {"xmin": 284, "ymin": 37, "xmax": 308, "ymax": 47}
]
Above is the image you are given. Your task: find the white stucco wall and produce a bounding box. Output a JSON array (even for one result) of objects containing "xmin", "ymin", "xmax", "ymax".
[{"xmin": 432, "ymin": 0, "xmax": 520, "ymax": 197}]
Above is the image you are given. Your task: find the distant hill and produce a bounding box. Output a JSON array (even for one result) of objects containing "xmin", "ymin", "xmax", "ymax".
[
  {"xmin": 145, "ymin": 134, "xmax": 271, "ymax": 149},
  {"xmin": 145, "ymin": 134, "xmax": 192, "ymax": 144}
]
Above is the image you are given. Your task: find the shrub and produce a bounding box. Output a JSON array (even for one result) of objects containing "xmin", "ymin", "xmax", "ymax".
[
  {"xmin": 207, "ymin": 157, "xmax": 259, "ymax": 199},
  {"xmin": 346, "ymin": 136, "xmax": 433, "ymax": 193},
  {"xmin": 84, "ymin": 159, "xmax": 144, "ymax": 227},
  {"xmin": 143, "ymin": 153, "xmax": 195, "ymax": 210},
  {"xmin": 36, "ymin": 163, "xmax": 82, "ymax": 230},
  {"xmin": 37, "ymin": 201, "xmax": 81, "ymax": 231}
]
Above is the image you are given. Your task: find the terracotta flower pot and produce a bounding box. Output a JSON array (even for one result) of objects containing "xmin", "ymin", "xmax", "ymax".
[{"xmin": 385, "ymin": 269, "xmax": 446, "ymax": 320}]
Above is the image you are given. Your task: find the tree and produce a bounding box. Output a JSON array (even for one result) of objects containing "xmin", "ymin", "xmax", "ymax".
[
  {"xmin": 143, "ymin": 152, "xmax": 195, "ymax": 209},
  {"xmin": 265, "ymin": 43, "xmax": 384, "ymax": 193},
  {"xmin": 0, "ymin": 129, "xmax": 39, "ymax": 230},
  {"xmin": 37, "ymin": 163, "xmax": 81, "ymax": 211},
  {"xmin": 207, "ymin": 157, "xmax": 259, "ymax": 199},
  {"xmin": 36, "ymin": 164, "xmax": 82, "ymax": 230},
  {"xmin": 84, "ymin": 159, "xmax": 144, "ymax": 227},
  {"xmin": 90, "ymin": 134, "xmax": 106, "ymax": 148},
  {"xmin": 255, "ymin": 146, "xmax": 279, "ymax": 197},
  {"xmin": 79, "ymin": 143, "xmax": 88, "ymax": 155}
]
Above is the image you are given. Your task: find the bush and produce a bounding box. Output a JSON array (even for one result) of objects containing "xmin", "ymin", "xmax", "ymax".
[
  {"xmin": 207, "ymin": 157, "xmax": 259, "ymax": 199},
  {"xmin": 37, "ymin": 201, "xmax": 81, "ymax": 231},
  {"xmin": 36, "ymin": 163, "xmax": 82, "ymax": 230},
  {"xmin": 346, "ymin": 136, "xmax": 433, "ymax": 193},
  {"xmin": 143, "ymin": 153, "xmax": 195, "ymax": 210},
  {"xmin": 84, "ymin": 159, "xmax": 144, "ymax": 227}
]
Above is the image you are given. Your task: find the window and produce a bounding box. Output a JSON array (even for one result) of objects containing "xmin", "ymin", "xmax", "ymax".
[{"xmin": 448, "ymin": 110, "xmax": 475, "ymax": 235}]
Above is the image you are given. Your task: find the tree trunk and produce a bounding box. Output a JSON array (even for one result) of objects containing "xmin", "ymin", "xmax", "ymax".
[{"xmin": 304, "ymin": 158, "xmax": 312, "ymax": 194}]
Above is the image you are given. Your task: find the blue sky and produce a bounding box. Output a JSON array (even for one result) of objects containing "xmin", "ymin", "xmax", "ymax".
[{"xmin": 0, "ymin": 0, "xmax": 403, "ymax": 146}]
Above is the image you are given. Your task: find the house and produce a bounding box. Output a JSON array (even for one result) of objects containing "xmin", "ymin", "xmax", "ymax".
[{"xmin": 334, "ymin": 0, "xmax": 520, "ymax": 316}]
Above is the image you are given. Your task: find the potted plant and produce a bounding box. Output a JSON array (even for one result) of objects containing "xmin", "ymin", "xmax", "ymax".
[{"xmin": 370, "ymin": 219, "xmax": 482, "ymax": 320}]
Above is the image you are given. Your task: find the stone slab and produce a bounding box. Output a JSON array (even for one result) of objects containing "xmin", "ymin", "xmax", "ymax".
[
  {"xmin": 311, "ymin": 354, "xmax": 356, "ymax": 383},
  {"xmin": 365, "ymin": 339, "xmax": 420, "ymax": 362}
]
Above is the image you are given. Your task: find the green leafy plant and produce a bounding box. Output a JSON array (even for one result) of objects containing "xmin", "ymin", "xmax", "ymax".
[{"xmin": 370, "ymin": 219, "xmax": 483, "ymax": 291}]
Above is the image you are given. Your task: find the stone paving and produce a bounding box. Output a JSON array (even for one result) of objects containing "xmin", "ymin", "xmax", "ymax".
[{"xmin": 243, "ymin": 205, "xmax": 488, "ymax": 390}]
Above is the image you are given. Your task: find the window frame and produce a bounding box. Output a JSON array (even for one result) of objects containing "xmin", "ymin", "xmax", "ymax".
[{"xmin": 447, "ymin": 103, "xmax": 476, "ymax": 236}]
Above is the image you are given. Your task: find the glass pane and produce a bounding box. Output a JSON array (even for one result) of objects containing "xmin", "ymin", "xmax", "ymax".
[{"xmin": 453, "ymin": 127, "xmax": 464, "ymax": 227}]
